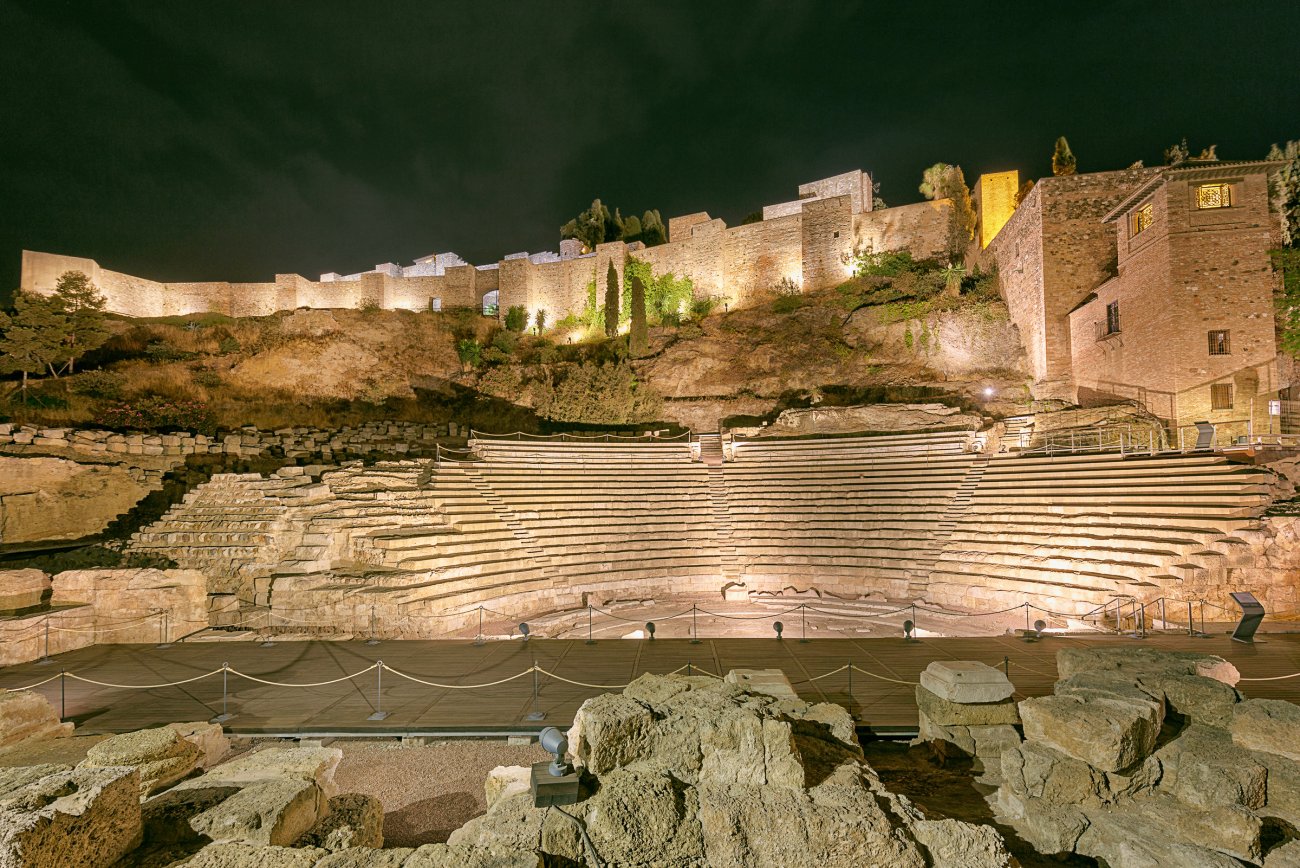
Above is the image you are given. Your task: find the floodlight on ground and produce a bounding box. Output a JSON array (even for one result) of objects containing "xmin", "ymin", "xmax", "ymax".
[
  {"xmin": 519, "ymin": 622, "xmax": 530, "ymax": 642},
  {"xmin": 773, "ymin": 621, "xmax": 784, "ymax": 640},
  {"xmin": 903, "ymin": 619, "xmax": 915, "ymax": 640},
  {"xmin": 1034, "ymin": 619, "xmax": 1047, "ymax": 638},
  {"xmin": 645, "ymin": 621, "xmax": 656, "ymax": 640},
  {"xmin": 539, "ymin": 726, "xmax": 572, "ymax": 776}
]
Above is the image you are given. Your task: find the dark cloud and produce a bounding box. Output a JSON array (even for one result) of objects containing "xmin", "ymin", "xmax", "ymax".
[{"xmin": 1, "ymin": 0, "xmax": 1297, "ymax": 295}]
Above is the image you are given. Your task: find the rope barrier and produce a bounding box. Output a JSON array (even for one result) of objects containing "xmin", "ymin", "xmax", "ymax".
[
  {"xmin": 849, "ymin": 664, "xmax": 918, "ymax": 686},
  {"xmin": 535, "ymin": 667, "xmax": 634, "ymax": 690},
  {"xmin": 792, "ymin": 664, "xmax": 849, "ymax": 684},
  {"xmin": 1238, "ymin": 672, "xmax": 1300, "ymax": 682},
  {"xmin": 49, "ymin": 616, "xmax": 163, "ymax": 635},
  {"xmin": 2, "ymin": 673, "xmax": 64, "ymax": 692},
  {"xmin": 226, "ymin": 664, "xmax": 378, "ymax": 688},
  {"xmin": 64, "ymin": 668, "xmax": 226, "ymax": 690},
  {"xmin": 694, "ymin": 604, "xmax": 805, "ymax": 621},
  {"xmin": 383, "ymin": 664, "xmax": 541, "ymax": 690}
]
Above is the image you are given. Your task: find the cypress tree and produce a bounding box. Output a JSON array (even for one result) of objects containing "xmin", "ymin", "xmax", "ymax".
[
  {"xmin": 604, "ymin": 261, "xmax": 619, "ymax": 337},
  {"xmin": 1051, "ymin": 136, "xmax": 1077, "ymax": 176},
  {"xmin": 630, "ymin": 274, "xmax": 649, "ymax": 357}
]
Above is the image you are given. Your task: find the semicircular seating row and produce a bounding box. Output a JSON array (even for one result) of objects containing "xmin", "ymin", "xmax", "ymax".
[{"xmin": 127, "ymin": 429, "xmax": 1272, "ymax": 635}]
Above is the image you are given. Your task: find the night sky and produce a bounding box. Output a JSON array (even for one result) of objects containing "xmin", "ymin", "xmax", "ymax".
[{"xmin": 2, "ymin": 1, "xmax": 1298, "ymax": 298}]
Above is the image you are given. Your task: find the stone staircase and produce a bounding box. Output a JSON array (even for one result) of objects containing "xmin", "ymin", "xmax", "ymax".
[
  {"xmin": 907, "ymin": 457, "xmax": 990, "ymax": 598},
  {"xmin": 698, "ymin": 436, "xmax": 740, "ymax": 582},
  {"xmin": 460, "ymin": 464, "xmax": 559, "ymax": 580},
  {"xmin": 1000, "ymin": 416, "xmax": 1034, "ymax": 452}
]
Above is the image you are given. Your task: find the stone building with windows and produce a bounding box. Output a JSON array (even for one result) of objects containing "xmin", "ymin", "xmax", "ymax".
[{"xmin": 983, "ymin": 158, "xmax": 1288, "ymax": 438}]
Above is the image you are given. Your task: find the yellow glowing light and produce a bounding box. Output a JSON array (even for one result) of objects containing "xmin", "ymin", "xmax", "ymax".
[
  {"xmin": 618, "ymin": 322, "xmax": 630, "ymax": 335},
  {"xmin": 568, "ymin": 331, "xmax": 585, "ymax": 344}
]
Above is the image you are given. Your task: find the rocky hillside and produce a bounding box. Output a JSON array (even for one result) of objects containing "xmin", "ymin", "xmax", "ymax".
[{"xmin": 2, "ymin": 282, "xmax": 1031, "ymax": 435}]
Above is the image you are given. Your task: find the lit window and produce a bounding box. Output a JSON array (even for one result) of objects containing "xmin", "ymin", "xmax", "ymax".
[
  {"xmin": 1196, "ymin": 183, "xmax": 1232, "ymax": 210},
  {"xmin": 1211, "ymin": 383, "xmax": 1233, "ymax": 410},
  {"xmin": 1207, "ymin": 330, "xmax": 1230, "ymax": 355},
  {"xmin": 1133, "ymin": 202, "xmax": 1153, "ymax": 235}
]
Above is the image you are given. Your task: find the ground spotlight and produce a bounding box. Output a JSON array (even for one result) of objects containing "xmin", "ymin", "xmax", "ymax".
[
  {"xmin": 774, "ymin": 621, "xmax": 784, "ymax": 640},
  {"xmin": 983, "ymin": 386, "xmax": 995, "ymax": 398},
  {"xmin": 645, "ymin": 621, "xmax": 656, "ymax": 640},
  {"xmin": 519, "ymin": 622, "xmax": 530, "ymax": 642},
  {"xmin": 903, "ymin": 619, "xmax": 915, "ymax": 640},
  {"xmin": 1034, "ymin": 619, "xmax": 1047, "ymax": 638},
  {"xmin": 539, "ymin": 726, "xmax": 571, "ymax": 777}
]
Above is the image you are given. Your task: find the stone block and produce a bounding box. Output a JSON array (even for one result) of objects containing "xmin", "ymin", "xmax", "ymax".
[
  {"xmin": 1000, "ymin": 741, "xmax": 1108, "ymax": 808},
  {"xmin": 1139, "ymin": 672, "xmax": 1240, "ymax": 727},
  {"xmin": 0, "ymin": 689, "xmax": 73, "ymax": 751},
  {"xmin": 915, "ymin": 684, "xmax": 1019, "ymax": 726},
  {"xmin": 0, "ymin": 765, "xmax": 142, "ymax": 868},
  {"xmin": 200, "ymin": 746, "xmax": 343, "ymax": 797},
  {"xmin": 0, "ymin": 764, "xmax": 71, "ymax": 798},
  {"xmin": 81, "ymin": 724, "xmax": 203, "ymax": 797},
  {"xmin": 1019, "ymin": 693, "xmax": 1161, "ymax": 772},
  {"xmin": 168, "ymin": 720, "xmax": 232, "ymax": 768},
  {"xmin": 296, "ymin": 792, "xmax": 384, "ymax": 851},
  {"xmin": 184, "ymin": 842, "xmax": 327, "ymax": 867},
  {"xmin": 919, "ymin": 660, "xmax": 1015, "ymax": 703},
  {"xmin": 403, "ymin": 843, "xmax": 542, "ymax": 867},
  {"xmin": 315, "ymin": 847, "xmax": 415, "ymax": 867},
  {"xmin": 1156, "ymin": 724, "xmax": 1266, "ymax": 810},
  {"xmin": 1056, "ymin": 646, "xmax": 1239, "ymax": 686},
  {"xmin": 0, "ymin": 568, "xmax": 51, "ymax": 611},
  {"xmin": 189, "ymin": 778, "xmax": 325, "ymax": 846},
  {"xmin": 723, "ymin": 668, "xmax": 800, "ymax": 700},
  {"xmin": 1231, "ymin": 698, "xmax": 1300, "ymax": 762},
  {"xmin": 1078, "ymin": 795, "xmax": 1261, "ymax": 865},
  {"xmin": 485, "ymin": 765, "xmax": 531, "ymax": 809}
]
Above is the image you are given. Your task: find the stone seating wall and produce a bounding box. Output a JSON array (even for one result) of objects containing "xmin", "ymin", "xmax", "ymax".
[{"xmin": 925, "ymin": 452, "xmax": 1272, "ymax": 615}]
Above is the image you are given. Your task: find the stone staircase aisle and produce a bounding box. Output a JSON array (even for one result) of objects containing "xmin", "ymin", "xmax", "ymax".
[
  {"xmin": 697, "ymin": 434, "xmax": 740, "ymax": 582},
  {"xmin": 907, "ymin": 457, "xmax": 989, "ymax": 599},
  {"xmin": 461, "ymin": 464, "xmax": 559, "ymax": 580}
]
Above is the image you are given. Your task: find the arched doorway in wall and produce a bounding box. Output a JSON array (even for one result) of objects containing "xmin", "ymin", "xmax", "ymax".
[{"xmin": 481, "ymin": 290, "xmax": 499, "ymax": 317}]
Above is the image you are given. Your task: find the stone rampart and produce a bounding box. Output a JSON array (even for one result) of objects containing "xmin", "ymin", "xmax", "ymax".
[{"xmin": 19, "ymin": 168, "xmax": 947, "ymax": 322}]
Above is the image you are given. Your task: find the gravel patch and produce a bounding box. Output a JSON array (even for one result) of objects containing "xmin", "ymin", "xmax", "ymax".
[{"xmin": 332, "ymin": 738, "xmax": 550, "ymax": 846}]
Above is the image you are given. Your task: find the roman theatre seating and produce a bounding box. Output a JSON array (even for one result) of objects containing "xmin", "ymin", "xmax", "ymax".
[{"xmin": 128, "ymin": 430, "xmax": 1274, "ymax": 635}]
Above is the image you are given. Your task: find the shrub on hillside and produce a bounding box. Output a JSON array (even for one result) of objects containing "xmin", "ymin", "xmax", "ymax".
[
  {"xmin": 456, "ymin": 338, "xmax": 482, "ymax": 369},
  {"xmin": 97, "ymin": 397, "xmax": 216, "ymax": 435},
  {"xmin": 771, "ymin": 294, "xmax": 805, "ymax": 314},
  {"xmin": 535, "ymin": 362, "xmax": 661, "ymax": 424},
  {"xmin": 69, "ymin": 370, "xmax": 126, "ymax": 400},
  {"xmin": 504, "ymin": 305, "xmax": 528, "ymax": 332},
  {"xmin": 144, "ymin": 340, "xmax": 199, "ymax": 362}
]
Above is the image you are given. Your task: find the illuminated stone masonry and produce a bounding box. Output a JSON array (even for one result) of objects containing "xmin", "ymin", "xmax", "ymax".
[
  {"xmin": 20, "ymin": 168, "xmax": 950, "ymax": 322},
  {"xmin": 125, "ymin": 430, "xmax": 1282, "ymax": 638}
]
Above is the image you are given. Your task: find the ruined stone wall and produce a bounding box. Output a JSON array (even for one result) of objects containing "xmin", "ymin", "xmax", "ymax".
[
  {"xmin": 800, "ymin": 195, "xmax": 854, "ymax": 293},
  {"xmin": 720, "ymin": 213, "xmax": 802, "ymax": 305},
  {"xmin": 853, "ymin": 199, "xmax": 952, "ymax": 262},
  {"xmin": 986, "ymin": 185, "xmax": 1048, "ymax": 386}
]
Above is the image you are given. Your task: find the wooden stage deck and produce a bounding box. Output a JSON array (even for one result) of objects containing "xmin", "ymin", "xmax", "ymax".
[{"xmin": 3, "ymin": 633, "xmax": 1300, "ymax": 737}]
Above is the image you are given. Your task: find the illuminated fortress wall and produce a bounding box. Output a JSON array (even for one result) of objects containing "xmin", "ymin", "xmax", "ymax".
[{"xmin": 20, "ymin": 168, "xmax": 949, "ymax": 321}]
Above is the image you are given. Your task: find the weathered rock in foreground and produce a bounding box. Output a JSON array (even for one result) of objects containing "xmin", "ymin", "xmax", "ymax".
[
  {"xmin": 80, "ymin": 724, "xmax": 202, "ymax": 797},
  {"xmin": 0, "ymin": 690, "xmax": 73, "ymax": 753},
  {"xmin": 0, "ymin": 765, "xmax": 142, "ymax": 868},
  {"xmin": 995, "ymin": 646, "xmax": 1300, "ymax": 866},
  {"xmin": 296, "ymin": 793, "xmax": 384, "ymax": 851},
  {"xmin": 449, "ymin": 672, "xmax": 1013, "ymax": 867}
]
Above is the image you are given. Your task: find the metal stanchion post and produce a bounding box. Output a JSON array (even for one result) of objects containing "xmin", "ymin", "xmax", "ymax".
[
  {"xmin": 367, "ymin": 662, "xmax": 389, "ymax": 721},
  {"xmin": 687, "ymin": 660, "xmax": 692, "ymax": 677},
  {"xmin": 585, "ymin": 605, "xmax": 595, "ymax": 645},
  {"xmin": 1003, "ymin": 656, "xmax": 1009, "ymax": 678},
  {"xmin": 474, "ymin": 606, "xmax": 485, "ymax": 646},
  {"xmin": 37, "ymin": 617, "xmax": 51, "ymax": 665},
  {"xmin": 260, "ymin": 612, "xmax": 276, "ymax": 648},
  {"xmin": 366, "ymin": 604, "xmax": 380, "ymax": 646},
  {"xmin": 690, "ymin": 604, "xmax": 701, "ymax": 644},
  {"xmin": 799, "ymin": 604, "xmax": 810, "ymax": 643},
  {"xmin": 526, "ymin": 664, "xmax": 545, "ymax": 722},
  {"xmin": 212, "ymin": 663, "xmax": 232, "ymax": 723},
  {"xmin": 1200, "ymin": 601, "xmax": 1207, "ymax": 638},
  {"xmin": 60, "ymin": 669, "xmax": 66, "ymax": 720},
  {"xmin": 1024, "ymin": 603, "xmax": 1030, "ymax": 633},
  {"xmin": 847, "ymin": 660, "xmax": 853, "ymax": 705},
  {"xmin": 912, "ymin": 603, "xmax": 917, "ymax": 633},
  {"xmin": 157, "ymin": 611, "xmax": 173, "ymax": 649},
  {"xmin": 1188, "ymin": 600, "xmax": 1195, "ymax": 636},
  {"xmin": 1160, "ymin": 597, "xmax": 1167, "ymax": 632}
]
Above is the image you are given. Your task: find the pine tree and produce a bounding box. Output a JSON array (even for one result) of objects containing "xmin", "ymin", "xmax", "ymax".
[
  {"xmin": 640, "ymin": 210, "xmax": 667, "ymax": 246},
  {"xmin": 0, "ymin": 291, "xmax": 68, "ymax": 403},
  {"xmin": 630, "ymin": 275, "xmax": 649, "ymax": 357},
  {"xmin": 1051, "ymin": 137, "xmax": 1077, "ymax": 176},
  {"xmin": 50, "ymin": 270, "xmax": 109, "ymax": 374},
  {"xmin": 604, "ymin": 261, "xmax": 620, "ymax": 337}
]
